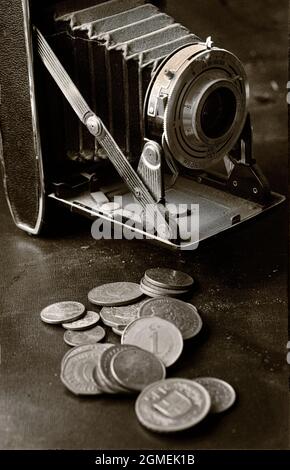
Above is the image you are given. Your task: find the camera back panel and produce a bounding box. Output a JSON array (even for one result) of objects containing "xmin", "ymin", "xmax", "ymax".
[{"xmin": 0, "ymin": 0, "xmax": 44, "ymax": 233}]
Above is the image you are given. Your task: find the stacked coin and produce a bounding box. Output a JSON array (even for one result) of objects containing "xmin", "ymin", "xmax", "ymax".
[
  {"xmin": 93, "ymin": 344, "xmax": 166, "ymax": 394},
  {"xmin": 61, "ymin": 343, "xmax": 113, "ymax": 395},
  {"xmin": 140, "ymin": 268, "xmax": 194, "ymax": 298},
  {"xmin": 40, "ymin": 269, "xmax": 237, "ymax": 433},
  {"xmin": 60, "ymin": 343, "xmax": 166, "ymax": 395}
]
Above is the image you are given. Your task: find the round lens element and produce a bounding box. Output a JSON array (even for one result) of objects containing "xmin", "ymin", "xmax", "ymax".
[
  {"xmin": 145, "ymin": 44, "xmax": 248, "ymax": 170},
  {"xmin": 200, "ymin": 87, "xmax": 237, "ymax": 139}
]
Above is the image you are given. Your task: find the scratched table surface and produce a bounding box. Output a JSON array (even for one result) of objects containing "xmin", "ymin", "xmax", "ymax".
[{"xmin": 0, "ymin": 0, "xmax": 289, "ymax": 450}]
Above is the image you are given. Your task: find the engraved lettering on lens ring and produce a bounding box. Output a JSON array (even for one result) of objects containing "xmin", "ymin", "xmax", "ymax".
[
  {"xmin": 61, "ymin": 344, "xmax": 112, "ymax": 396},
  {"xmin": 40, "ymin": 301, "xmax": 85, "ymax": 324},
  {"xmin": 111, "ymin": 348, "xmax": 166, "ymax": 392},
  {"xmin": 138, "ymin": 297, "xmax": 202, "ymax": 340},
  {"xmin": 194, "ymin": 377, "xmax": 236, "ymax": 413},
  {"xmin": 88, "ymin": 282, "xmax": 143, "ymax": 307},
  {"xmin": 146, "ymin": 44, "xmax": 248, "ymax": 170},
  {"xmin": 121, "ymin": 317, "xmax": 184, "ymax": 367},
  {"xmin": 135, "ymin": 378, "xmax": 211, "ymax": 433}
]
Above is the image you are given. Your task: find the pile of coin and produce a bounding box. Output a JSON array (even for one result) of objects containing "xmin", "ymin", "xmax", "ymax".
[
  {"xmin": 135, "ymin": 377, "xmax": 236, "ymax": 432},
  {"xmin": 40, "ymin": 268, "xmax": 237, "ymax": 433},
  {"xmin": 93, "ymin": 345, "xmax": 166, "ymax": 394},
  {"xmin": 140, "ymin": 268, "xmax": 194, "ymax": 298}
]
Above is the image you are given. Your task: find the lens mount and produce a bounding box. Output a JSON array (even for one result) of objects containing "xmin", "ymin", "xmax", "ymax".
[{"xmin": 145, "ymin": 44, "xmax": 248, "ymax": 170}]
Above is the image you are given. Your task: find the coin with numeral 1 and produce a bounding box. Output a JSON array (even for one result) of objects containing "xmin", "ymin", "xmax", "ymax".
[{"xmin": 121, "ymin": 317, "xmax": 183, "ymax": 367}]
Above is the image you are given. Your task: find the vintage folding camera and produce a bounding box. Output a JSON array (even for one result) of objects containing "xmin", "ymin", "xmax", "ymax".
[{"xmin": 0, "ymin": 0, "xmax": 285, "ymax": 249}]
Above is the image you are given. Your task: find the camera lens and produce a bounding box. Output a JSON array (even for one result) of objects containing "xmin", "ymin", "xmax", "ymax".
[
  {"xmin": 147, "ymin": 45, "xmax": 247, "ymax": 169},
  {"xmin": 200, "ymin": 87, "xmax": 237, "ymax": 139}
]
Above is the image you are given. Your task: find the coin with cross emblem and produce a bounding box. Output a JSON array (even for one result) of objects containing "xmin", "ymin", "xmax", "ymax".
[{"xmin": 135, "ymin": 378, "xmax": 211, "ymax": 432}]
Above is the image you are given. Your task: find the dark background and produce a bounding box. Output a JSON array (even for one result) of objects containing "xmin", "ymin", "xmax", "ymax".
[{"xmin": 0, "ymin": 0, "xmax": 289, "ymax": 449}]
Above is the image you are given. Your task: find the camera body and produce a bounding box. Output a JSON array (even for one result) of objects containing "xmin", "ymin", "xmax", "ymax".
[{"xmin": 0, "ymin": 0, "xmax": 284, "ymax": 248}]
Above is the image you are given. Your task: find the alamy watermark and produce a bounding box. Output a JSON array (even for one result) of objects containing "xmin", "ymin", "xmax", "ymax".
[{"xmin": 91, "ymin": 197, "xmax": 200, "ymax": 250}]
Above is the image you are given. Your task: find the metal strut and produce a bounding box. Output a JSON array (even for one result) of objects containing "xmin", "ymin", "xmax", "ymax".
[{"xmin": 35, "ymin": 27, "xmax": 176, "ymax": 241}]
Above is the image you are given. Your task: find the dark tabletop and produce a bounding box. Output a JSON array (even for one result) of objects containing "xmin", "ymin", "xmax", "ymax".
[{"xmin": 0, "ymin": 0, "xmax": 289, "ymax": 450}]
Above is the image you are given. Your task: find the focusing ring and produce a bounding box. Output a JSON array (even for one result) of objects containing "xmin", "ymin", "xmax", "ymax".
[{"xmin": 145, "ymin": 43, "xmax": 248, "ymax": 170}]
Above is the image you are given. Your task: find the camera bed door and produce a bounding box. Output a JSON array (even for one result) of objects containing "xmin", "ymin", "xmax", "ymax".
[{"xmin": 0, "ymin": 0, "xmax": 45, "ymax": 234}]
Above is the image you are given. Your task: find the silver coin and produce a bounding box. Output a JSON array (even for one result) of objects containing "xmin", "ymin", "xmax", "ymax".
[
  {"xmin": 122, "ymin": 317, "xmax": 183, "ymax": 367},
  {"xmin": 93, "ymin": 364, "xmax": 115, "ymax": 394},
  {"xmin": 112, "ymin": 325, "xmax": 126, "ymax": 336},
  {"xmin": 194, "ymin": 378, "xmax": 236, "ymax": 414},
  {"xmin": 62, "ymin": 311, "xmax": 100, "ymax": 331},
  {"xmin": 111, "ymin": 348, "xmax": 166, "ymax": 392},
  {"xmin": 95, "ymin": 345, "xmax": 136, "ymax": 394},
  {"xmin": 61, "ymin": 343, "xmax": 112, "ymax": 395},
  {"xmin": 140, "ymin": 283, "xmax": 166, "ymax": 298},
  {"xmin": 63, "ymin": 326, "xmax": 106, "ymax": 347},
  {"xmin": 40, "ymin": 301, "xmax": 85, "ymax": 325},
  {"xmin": 135, "ymin": 378, "xmax": 211, "ymax": 433},
  {"xmin": 141, "ymin": 277, "xmax": 189, "ymax": 296},
  {"xmin": 88, "ymin": 282, "xmax": 143, "ymax": 307},
  {"xmin": 138, "ymin": 298, "xmax": 202, "ymax": 340},
  {"xmin": 61, "ymin": 343, "xmax": 111, "ymax": 372},
  {"xmin": 145, "ymin": 268, "xmax": 194, "ymax": 290},
  {"xmin": 140, "ymin": 280, "xmax": 179, "ymax": 299},
  {"xmin": 100, "ymin": 300, "xmax": 146, "ymax": 328},
  {"xmin": 61, "ymin": 344, "xmax": 96, "ymax": 371}
]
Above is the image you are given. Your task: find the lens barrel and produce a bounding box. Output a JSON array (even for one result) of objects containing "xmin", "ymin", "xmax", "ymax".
[{"xmin": 145, "ymin": 43, "xmax": 248, "ymax": 170}]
